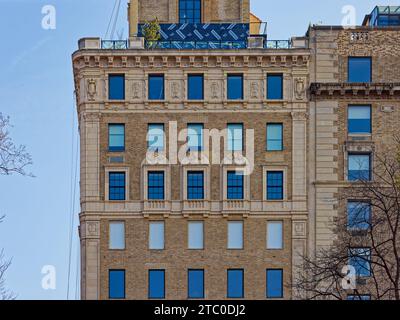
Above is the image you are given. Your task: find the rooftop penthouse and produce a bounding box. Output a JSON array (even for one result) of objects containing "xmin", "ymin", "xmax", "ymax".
[{"xmin": 79, "ymin": 0, "xmax": 306, "ymax": 50}]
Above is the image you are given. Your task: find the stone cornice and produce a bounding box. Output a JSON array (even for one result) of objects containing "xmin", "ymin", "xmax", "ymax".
[
  {"xmin": 310, "ymin": 82, "xmax": 400, "ymax": 98},
  {"xmin": 72, "ymin": 50, "xmax": 310, "ymax": 70}
]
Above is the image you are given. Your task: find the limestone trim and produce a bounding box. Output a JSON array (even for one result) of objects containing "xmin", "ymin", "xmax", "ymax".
[{"xmin": 262, "ymin": 165, "xmax": 289, "ymax": 202}]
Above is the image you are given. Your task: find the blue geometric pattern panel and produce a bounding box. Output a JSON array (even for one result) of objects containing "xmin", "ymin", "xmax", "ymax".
[{"xmin": 139, "ymin": 23, "xmax": 250, "ymax": 49}]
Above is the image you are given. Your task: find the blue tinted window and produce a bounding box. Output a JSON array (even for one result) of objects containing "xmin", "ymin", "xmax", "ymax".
[
  {"xmin": 348, "ymin": 57, "xmax": 371, "ymax": 83},
  {"xmin": 348, "ymin": 154, "xmax": 371, "ymax": 181},
  {"xmin": 227, "ymin": 171, "xmax": 244, "ymax": 200},
  {"xmin": 109, "ymin": 270, "xmax": 125, "ymax": 299},
  {"xmin": 148, "ymin": 172, "xmax": 165, "ymax": 200},
  {"xmin": 267, "ymin": 171, "xmax": 284, "ymax": 200},
  {"xmin": 348, "ymin": 201, "xmax": 371, "ymax": 230},
  {"xmin": 227, "ymin": 75, "xmax": 243, "ymax": 100},
  {"xmin": 109, "ymin": 172, "xmax": 126, "ymax": 201},
  {"xmin": 149, "ymin": 75, "xmax": 165, "ymax": 100},
  {"xmin": 349, "ymin": 248, "xmax": 371, "ymax": 277},
  {"xmin": 348, "ymin": 105, "xmax": 371, "ymax": 134},
  {"xmin": 148, "ymin": 124, "xmax": 165, "ymax": 151},
  {"xmin": 109, "ymin": 75, "xmax": 125, "ymax": 100},
  {"xmin": 188, "ymin": 270, "xmax": 204, "ymax": 299},
  {"xmin": 187, "ymin": 171, "xmax": 204, "ymax": 200},
  {"xmin": 267, "ymin": 124, "xmax": 283, "ymax": 151},
  {"xmin": 187, "ymin": 124, "xmax": 203, "ymax": 151},
  {"xmin": 266, "ymin": 269, "xmax": 283, "ymax": 298},
  {"xmin": 267, "ymin": 74, "xmax": 283, "ymax": 100},
  {"xmin": 347, "ymin": 295, "xmax": 371, "ymax": 300},
  {"xmin": 227, "ymin": 124, "xmax": 243, "ymax": 151},
  {"xmin": 227, "ymin": 269, "xmax": 244, "ymax": 298},
  {"xmin": 149, "ymin": 270, "xmax": 165, "ymax": 299},
  {"xmin": 179, "ymin": 0, "xmax": 201, "ymax": 23},
  {"xmin": 109, "ymin": 124, "xmax": 125, "ymax": 152},
  {"xmin": 188, "ymin": 75, "xmax": 204, "ymax": 100}
]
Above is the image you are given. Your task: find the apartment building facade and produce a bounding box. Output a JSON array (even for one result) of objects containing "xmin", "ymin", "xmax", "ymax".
[
  {"xmin": 308, "ymin": 7, "xmax": 400, "ymax": 299},
  {"xmin": 73, "ymin": 1, "xmax": 400, "ymax": 300},
  {"xmin": 73, "ymin": 0, "xmax": 309, "ymax": 300}
]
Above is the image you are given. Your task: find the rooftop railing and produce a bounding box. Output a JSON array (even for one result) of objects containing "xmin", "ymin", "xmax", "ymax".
[{"xmin": 80, "ymin": 38, "xmax": 300, "ymax": 50}]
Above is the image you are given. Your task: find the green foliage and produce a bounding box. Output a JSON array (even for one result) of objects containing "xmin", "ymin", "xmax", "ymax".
[{"xmin": 142, "ymin": 18, "xmax": 161, "ymax": 48}]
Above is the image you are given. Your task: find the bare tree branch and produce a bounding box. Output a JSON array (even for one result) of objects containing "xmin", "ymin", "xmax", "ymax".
[
  {"xmin": 293, "ymin": 137, "xmax": 400, "ymax": 300},
  {"xmin": 0, "ymin": 112, "xmax": 33, "ymax": 177}
]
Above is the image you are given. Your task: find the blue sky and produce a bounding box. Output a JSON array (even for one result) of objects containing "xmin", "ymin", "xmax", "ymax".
[{"xmin": 0, "ymin": 0, "xmax": 394, "ymax": 300}]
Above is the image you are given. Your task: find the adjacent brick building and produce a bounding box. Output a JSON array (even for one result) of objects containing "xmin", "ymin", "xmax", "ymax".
[{"xmin": 72, "ymin": 2, "xmax": 400, "ymax": 300}]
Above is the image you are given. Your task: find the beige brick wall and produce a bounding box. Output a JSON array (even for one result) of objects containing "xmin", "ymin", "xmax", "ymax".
[
  {"xmin": 138, "ymin": 0, "xmax": 250, "ymax": 24},
  {"xmin": 99, "ymin": 217, "xmax": 292, "ymax": 300}
]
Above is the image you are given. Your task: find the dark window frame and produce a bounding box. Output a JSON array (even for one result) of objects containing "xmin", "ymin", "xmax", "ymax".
[
  {"xmin": 187, "ymin": 171, "xmax": 205, "ymax": 200},
  {"xmin": 266, "ymin": 123, "xmax": 284, "ymax": 151},
  {"xmin": 227, "ymin": 74, "xmax": 244, "ymax": 100},
  {"xmin": 348, "ymin": 153, "xmax": 372, "ymax": 182},
  {"xmin": 108, "ymin": 269, "xmax": 126, "ymax": 299},
  {"xmin": 148, "ymin": 269, "xmax": 166, "ymax": 299},
  {"xmin": 348, "ymin": 105, "xmax": 372, "ymax": 135},
  {"xmin": 109, "ymin": 172, "xmax": 126, "ymax": 201},
  {"xmin": 266, "ymin": 269, "xmax": 284, "ymax": 299},
  {"xmin": 188, "ymin": 74, "xmax": 204, "ymax": 100},
  {"xmin": 227, "ymin": 123, "xmax": 244, "ymax": 152},
  {"xmin": 108, "ymin": 74, "xmax": 125, "ymax": 100},
  {"xmin": 266, "ymin": 171, "xmax": 284, "ymax": 201},
  {"xmin": 187, "ymin": 123, "xmax": 204, "ymax": 152},
  {"xmin": 148, "ymin": 171, "xmax": 165, "ymax": 200},
  {"xmin": 188, "ymin": 269, "xmax": 205, "ymax": 299},
  {"xmin": 227, "ymin": 171, "xmax": 244, "ymax": 200},
  {"xmin": 179, "ymin": 0, "xmax": 202, "ymax": 24},
  {"xmin": 348, "ymin": 57, "xmax": 372, "ymax": 83},
  {"xmin": 108, "ymin": 124, "xmax": 125, "ymax": 152},
  {"xmin": 227, "ymin": 269, "xmax": 245, "ymax": 299},
  {"xmin": 267, "ymin": 74, "xmax": 284, "ymax": 100},
  {"xmin": 147, "ymin": 123, "xmax": 165, "ymax": 152},
  {"xmin": 148, "ymin": 74, "xmax": 165, "ymax": 100}
]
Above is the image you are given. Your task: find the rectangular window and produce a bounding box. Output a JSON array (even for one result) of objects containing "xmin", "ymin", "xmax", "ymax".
[
  {"xmin": 267, "ymin": 123, "xmax": 283, "ymax": 151},
  {"xmin": 267, "ymin": 221, "xmax": 283, "ymax": 249},
  {"xmin": 267, "ymin": 171, "xmax": 284, "ymax": 200},
  {"xmin": 188, "ymin": 270, "xmax": 204, "ymax": 299},
  {"xmin": 147, "ymin": 124, "xmax": 165, "ymax": 152},
  {"xmin": 149, "ymin": 270, "xmax": 165, "ymax": 299},
  {"xmin": 187, "ymin": 171, "xmax": 204, "ymax": 200},
  {"xmin": 348, "ymin": 201, "xmax": 371, "ymax": 230},
  {"xmin": 227, "ymin": 75, "xmax": 243, "ymax": 100},
  {"xmin": 109, "ymin": 222, "xmax": 125, "ymax": 250},
  {"xmin": 347, "ymin": 295, "xmax": 371, "ymax": 300},
  {"xmin": 348, "ymin": 57, "xmax": 372, "ymax": 83},
  {"xmin": 109, "ymin": 270, "xmax": 125, "ymax": 299},
  {"xmin": 188, "ymin": 74, "xmax": 204, "ymax": 100},
  {"xmin": 149, "ymin": 75, "xmax": 165, "ymax": 100},
  {"xmin": 348, "ymin": 154, "xmax": 371, "ymax": 181},
  {"xmin": 348, "ymin": 105, "xmax": 371, "ymax": 134},
  {"xmin": 108, "ymin": 124, "xmax": 125, "ymax": 152},
  {"xmin": 179, "ymin": 0, "xmax": 201, "ymax": 24},
  {"xmin": 227, "ymin": 171, "xmax": 244, "ymax": 200},
  {"xmin": 148, "ymin": 172, "xmax": 165, "ymax": 200},
  {"xmin": 227, "ymin": 269, "xmax": 244, "ymax": 298},
  {"xmin": 228, "ymin": 221, "xmax": 243, "ymax": 249},
  {"xmin": 349, "ymin": 248, "xmax": 371, "ymax": 277},
  {"xmin": 266, "ymin": 269, "xmax": 283, "ymax": 298},
  {"xmin": 149, "ymin": 221, "xmax": 165, "ymax": 250},
  {"xmin": 188, "ymin": 221, "xmax": 204, "ymax": 249},
  {"xmin": 109, "ymin": 172, "xmax": 126, "ymax": 201},
  {"xmin": 187, "ymin": 124, "xmax": 203, "ymax": 151},
  {"xmin": 227, "ymin": 124, "xmax": 243, "ymax": 151},
  {"xmin": 108, "ymin": 74, "xmax": 125, "ymax": 100},
  {"xmin": 267, "ymin": 74, "xmax": 283, "ymax": 100}
]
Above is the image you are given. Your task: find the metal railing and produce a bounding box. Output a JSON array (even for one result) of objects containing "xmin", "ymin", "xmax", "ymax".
[
  {"xmin": 101, "ymin": 40, "xmax": 129, "ymax": 49},
  {"xmin": 99, "ymin": 39, "xmax": 292, "ymax": 50}
]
